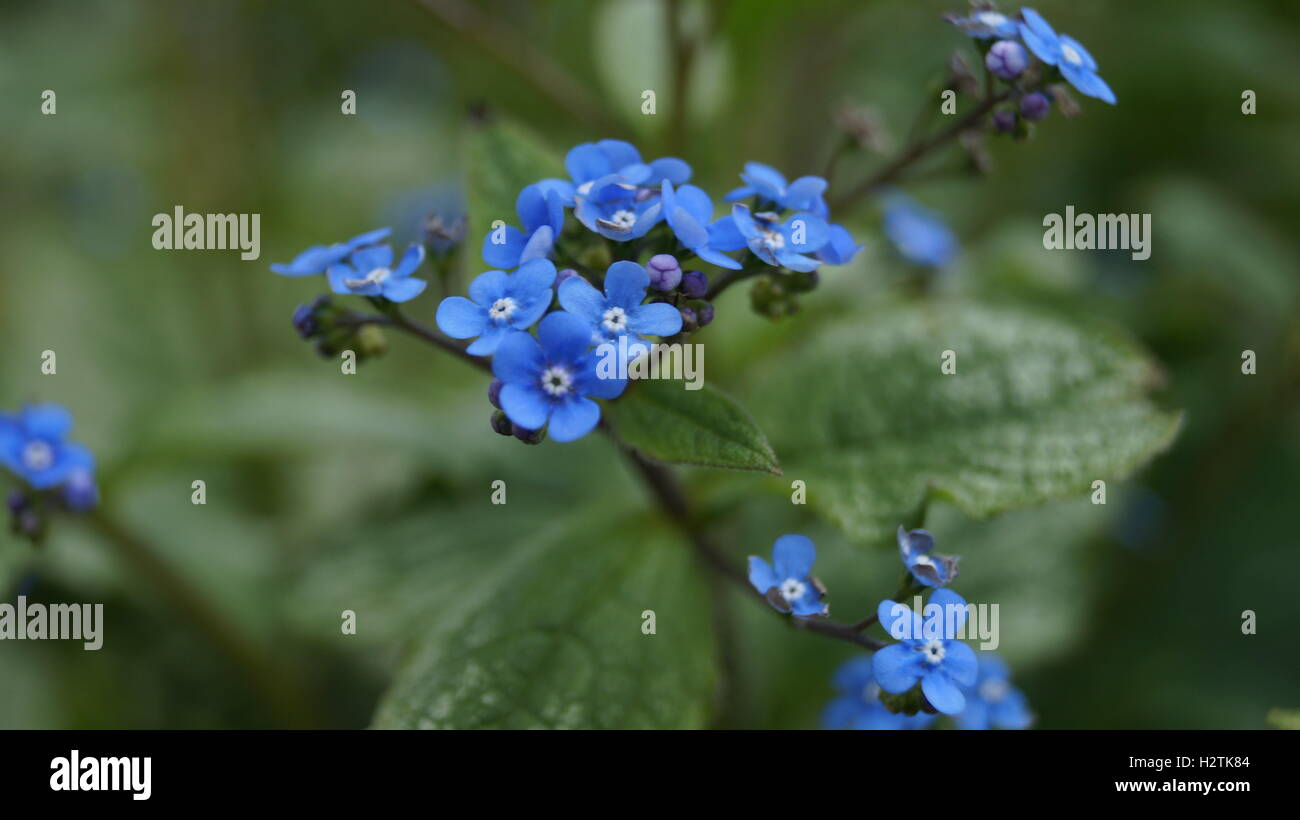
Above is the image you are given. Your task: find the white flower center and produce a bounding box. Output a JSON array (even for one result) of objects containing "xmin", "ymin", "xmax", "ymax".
[
  {"xmin": 1061, "ymin": 43, "xmax": 1082, "ymax": 65},
  {"xmin": 977, "ymin": 12, "xmax": 1007, "ymax": 26},
  {"xmin": 608, "ymin": 209, "xmax": 636, "ymax": 229},
  {"xmin": 489, "ymin": 297, "xmax": 519, "ymax": 322},
  {"xmin": 540, "ymin": 365, "xmax": 573, "ymax": 397},
  {"xmin": 911, "ymin": 554, "xmax": 935, "ymax": 568},
  {"xmin": 779, "ymin": 577, "xmax": 806, "ymax": 603},
  {"xmin": 22, "ymin": 440, "xmax": 54, "ymax": 472},
  {"xmin": 602, "ymin": 306, "xmax": 628, "ymax": 333},
  {"xmin": 979, "ymin": 679, "xmax": 1009, "ymax": 702},
  {"xmin": 577, "ymin": 181, "xmax": 594, "ymax": 196},
  {"xmin": 921, "ymin": 638, "xmax": 946, "ymax": 665},
  {"xmin": 344, "ymin": 267, "xmax": 391, "ymax": 289},
  {"xmin": 762, "ymin": 229, "xmax": 785, "ymax": 250}
]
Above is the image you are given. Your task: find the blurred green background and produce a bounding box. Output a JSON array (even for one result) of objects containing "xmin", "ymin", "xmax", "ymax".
[{"xmin": 1, "ymin": 0, "xmax": 1296, "ymax": 729}]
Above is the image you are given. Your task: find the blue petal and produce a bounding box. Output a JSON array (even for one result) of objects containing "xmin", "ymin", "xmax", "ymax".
[
  {"xmin": 741, "ymin": 162, "xmax": 787, "ymax": 197},
  {"xmin": 942, "ymin": 640, "xmax": 978, "ymax": 686},
  {"xmin": 922, "ymin": 672, "xmax": 967, "ymax": 715},
  {"xmin": 785, "ymin": 211, "xmax": 830, "ymax": 253},
  {"xmin": 519, "ymin": 225, "xmax": 555, "ymax": 264},
  {"xmin": 382, "ymin": 276, "xmax": 427, "ymax": 303},
  {"xmin": 468, "ymin": 269, "xmax": 510, "ymax": 304},
  {"xmin": 878, "ymin": 599, "xmax": 924, "ymax": 642},
  {"xmin": 537, "ymin": 310, "xmax": 593, "ymax": 363},
  {"xmin": 597, "ymin": 139, "xmax": 642, "ymax": 170},
  {"xmin": 784, "ymin": 176, "xmax": 828, "ymax": 211},
  {"xmin": 898, "ymin": 526, "xmax": 935, "ymax": 559},
  {"xmin": 21, "ymin": 405, "xmax": 73, "ymax": 440},
  {"xmin": 695, "ymin": 245, "xmax": 742, "ymax": 270},
  {"xmin": 575, "ymin": 353, "xmax": 626, "ymax": 399},
  {"xmin": 603, "ymin": 261, "xmax": 650, "ymax": 309},
  {"xmin": 673, "ymin": 184, "xmax": 715, "ymax": 225},
  {"xmin": 647, "ymin": 157, "xmax": 691, "ymax": 185},
  {"xmin": 831, "ymin": 656, "xmax": 876, "ymax": 693},
  {"xmin": 730, "ymin": 204, "xmax": 761, "ymax": 240},
  {"xmin": 1018, "ymin": 21, "xmax": 1059, "ymax": 64},
  {"xmin": 627, "ymin": 302, "xmax": 683, "ymax": 337},
  {"xmin": 351, "ymin": 244, "xmax": 392, "ymax": 271},
  {"xmin": 723, "ymin": 185, "xmax": 755, "ymax": 203},
  {"xmin": 491, "ymin": 330, "xmax": 546, "ymax": 382},
  {"xmin": 1019, "ymin": 7, "xmax": 1057, "ymax": 41},
  {"xmin": 771, "ymin": 533, "xmax": 816, "ymax": 578},
  {"xmin": 1062, "ymin": 63, "xmax": 1116, "ymax": 104},
  {"xmin": 345, "ymin": 227, "xmax": 393, "ymax": 249},
  {"xmin": 466, "ymin": 324, "xmax": 510, "ymax": 356},
  {"xmin": 774, "ymin": 247, "xmax": 821, "ymax": 272},
  {"xmin": 482, "ymin": 226, "xmax": 526, "ymax": 269},
  {"xmin": 393, "ymin": 243, "xmax": 426, "ymax": 277},
  {"xmin": 872, "ymin": 643, "xmax": 923, "ymax": 693},
  {"xmin": 924, "ymin": 588, "xmax": 969, "ymax": 639},
  {"xmin": 1057, "ymin": 34, "xmax": 1097, "ymax": 71},
  {"xmin": 747, "ymin": 556, "xmax": 780, "ymax": 595},
  {"xmin": 565, "ymin": 142, "xmax": 612, "ymax": 183},
  {"xmin": 512, "ymin": 257, "xmax": 558, "ymax": 297},
  {"xmin": 516, "ymin": 185, "xmax": 550, "ymax": 233},
  {"xmin": 547, "ymin": 396, "xmax": 600, "ymax": 442},
  {"xmin": 707, "ymin": 216, "xmax": 747, "ymax": 252},
  {"xmin": 821, "ymin": 695, "xmax": 861, "ymax": 730},
  {"xmin": 435, "ymin": 297, "xmax": 486, "ymax": 339},
  {"xmin": 558, "ymin": 276, "xmax": 606, "ymax": 325},
  {"xmin": 499, "ymin": 382, "xmax": 551, "ymax": 430}
]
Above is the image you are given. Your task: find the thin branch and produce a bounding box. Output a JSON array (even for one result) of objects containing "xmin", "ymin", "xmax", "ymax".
[{"xmin": 342, "ymin": 309, "xmax": 490, "ymax": 373}]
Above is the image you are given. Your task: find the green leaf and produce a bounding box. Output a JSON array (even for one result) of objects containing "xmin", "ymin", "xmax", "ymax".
[
  {"xmin": 464, "ymin": 118, "xmax": 565, "ymax": 247},
  {"xmin": 371, "ymin": 510, "xmax": 717, "ymax": 729},
  {"xmin": 759, "ymin": 302, "xmax": 1181, "ymax": 546},
  {"xmin": 604, "ymin": 379, "xmax": 781, "ymax": 474}
]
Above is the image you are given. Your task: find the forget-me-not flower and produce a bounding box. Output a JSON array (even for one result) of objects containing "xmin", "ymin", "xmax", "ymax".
[
  {"xmin": 822, "ymin": 656, "xmax": 936, "ymax": 730},
  {"xmin": 558, "ymin": 261, "xmax": 683, "ymax": 353},
  {"xmin": 655, "ymin": 181, "xmax": 742, "ymax": 270},
  {"xmin": 270, "ymin": 227, "xmax": 392, "ymax": 276},
  {"xmin": 883, "ymin": 193, "xmax": 958, "ymax": 267},
  {"xmin": 1018, "ymin": 8, "xmax": 1116, "ymax": 104},
  {"xmin": 748, "ymin": 534, "xmax": 828, "ymax": 617},
  {"xmin": 573, "ymin": 176, "xmax": 662, "ymax": 242},
  {"xmin": 725, "ymin": 162, "xmax": 828, "ymax": 212},
  {"xmin": 956, "ymin": 654, "xmax": 1034, "ymax": 730},
  {"xmin": 873, "ymin": 588, "xmax": 978, "ymax": 714},
  {"xmin": 712, "ymin": 204, "xmax": 829, "ymax": 272},
  {"xmin": 945, "ymin": 9, "xmax": 1020, "ymax": 39},
  {"xmin": 482, "ymin": 182, "xmax": 566, "ymax": 269},
  {"xmin": 898, "ymin": 526, "xmax": 960, "ymax": 588},
  {"xmin": 491, "ymin": 311, "xmax": 626, "ymax": 442},
  {"xmin": 436, "ymin": 258, "xmax": 558, "ymax": 356},
  {"xmin": 326, "ymin": 243, "xmax": 427, "ymax": 303},
  {"xmin": 560, "ymin": 139, "xmax": 691, "ymax": 201},
  {"xmin": 0, "ymin": 405, "xmax": 96, "ymax": 492}
]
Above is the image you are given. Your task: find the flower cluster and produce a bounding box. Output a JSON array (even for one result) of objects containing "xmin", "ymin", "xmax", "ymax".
[{"xmin": 1, "ymin": 404, "xmax": 98, "ymax": 542}]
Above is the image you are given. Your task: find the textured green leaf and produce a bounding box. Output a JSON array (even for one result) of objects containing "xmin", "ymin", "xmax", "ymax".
[
  {"xmin": 372, "ymin": 511, "xmax": 716, "ymax": 729},
  {"xmin": 604, "ymin": 379, "xmax": 781, "ymax": 474},
  {"xmin": 759, "ymin": 302, "xmax": 1181, "ymax": 546},
  {"xmin": 464, "ymin": 118, "xmax": 565, "ymax": 248}
]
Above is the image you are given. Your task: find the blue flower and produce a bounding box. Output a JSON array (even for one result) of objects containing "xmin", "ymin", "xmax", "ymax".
[
  {"xmin": 573, "ymin": 177, "xmax": 662, "ymax": 242},
  {"xmin": 62, "ymin": 467, "xmax": 99, "ymax": 512},
  {"xmin": 725, "ymin": 162, "xmax": 828, "ymax": 212},
  {"xmin": 562, "ymin": 139, "xmax": 691, "ymax": 198},
  {"xmin": 945, "ymin": 9, "xmax": 1020, "ymax": 39},
  {"xmin": 713, "ymin": 204, "xmax": 829, "ymax": 272},
  {"xmin": 1018, "ymin": 8, "xmax": 1116, "ymax": 104},
  {"xmin": 883, "ymin": 193, "xmax": 958, "ymax": 267},
  {"xmin": 873, "ymin": 589, "xmax": 978, "ymax": 715},
  {"xmin": 817, "ymin": 224, "xmax": 866, "ymax": 266},
  {"xmin": 0, "ymin": 405, "xmax": 95, "ymax": 492},
  {"xmin": 655, "ymin": 182, "xmax": 742, "ymax": 270},
  {"xmin": 436, "ymin": 258, "xmax": 557, "ymax": 356},
  {"xmin": 956, "ymin": 654, "xmax": 1034, "ymax": 730},
  {"xmin": 822, "ymin": 657, "xmax": 936, "ymax": 730},
  {"xmin": 326, "ymin": 243, "xmax": 427, "ymax": 303},
  {"xmin": 558, "ymin": 261, "xmax": 683, "ymax": 353},
  {"xmin": 748, "ymin": 534, "xmax": 828, "ymax": 617},
  {"xmin": 270, "ymin": 227, "xmax": 392, "ymax": 277},
  {"xmin": 491, "ymin": 311, "xmax": 626, "ymax": 442},
  {"xmin": 898, "ymin": 526, "xmax": 960, "ymax": 588},
  {"xmin": 482, "ymin": 182, "xmax": 567, "ymax": 268}
]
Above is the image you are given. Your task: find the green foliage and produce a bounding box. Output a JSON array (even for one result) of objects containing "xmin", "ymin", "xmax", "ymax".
[
  {"xmin": 604, "ymin": 379, "xmax": 781, "ymax": 474},
  {"xmin": 759, "ymin": 302, "xmax": 1181, "ymax": 547},
  {"xmin": 463, "ymin": 117, "xmax": 565, "ymax": 250}
]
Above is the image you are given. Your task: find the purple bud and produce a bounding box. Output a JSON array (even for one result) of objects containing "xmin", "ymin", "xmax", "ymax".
[
  {"xmin": 993, "ymin": 109, "xmax": 1017, "ymax": 133},
  {"xmin": 513, "ymin": 424, "xmax": 544, "ymax": 445},
  {"xmin": 62, "ymin": 469, "xmax": 99, "ymax": 513},
  {"xmin": 292, "ymin": 303, "xmax": 318, "ymax": 338},
  {"xmin": 490, "ymin": 410, "xmax": 513, "ymax": 437},
  {"xmin": 696, "ymin": 303, "xmax": 714, "ymax": 327},
  {"xmin": 487, "ymin": 378, "xmax": 504, "ymax": 409},
  {"xmin": 1019, "ymin": 92, "xmax": 1051, "ymax": 121},
  {"xmin": 681, "ymin": 270, "xmax": 708, "ymax": 299},
  {"xmin": 555, "ymin": 268, "xmax": 581, "ymax": 288},
  {"xmin": 678, "ymin": 306, "xmax": 699, "ymax": 332},
  {"xmin": 646, "ymin": 254, "xmax": 682, "ymax": 291},
  {"xmin": 985, "ymin": 40, "xmax": 1028, "ymax": 80},
  {"xmin": 6, "ymin": 490, "xmax": 27, "ymax": 515}
]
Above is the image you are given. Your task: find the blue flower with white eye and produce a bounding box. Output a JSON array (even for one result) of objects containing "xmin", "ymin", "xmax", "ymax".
[
  {"xmin": 1018, "ymin": 8, "xmax": 1116, "ymax": 104},
  {"xmin": 946, "ymin": 9, "xmax": 1020, "ymax": 39},
  {"xmin": 822, "ymin": 657, "xmax": 936, "ymax": 730},
  {"xmin": 573, "ymin": 176, "xmax": 662, "ymax": 242},
  {"xmin": 0, "ymin": 405, "xmax": 95, "ymax": 492},
  {"xmin": 558, "ymin": 261, "xmax": 683, "ymax": 354},
  {"xmin": 482, "ymin": 182, "xmax": 566, "ymax": 269},
  {"xmin": 883, "ymin": 193, "xmax": 958, "ymax": 267},
  {"xmin": 560, "ymin": 139, "xmax": 691, "ymax": 202},
  {"xmin": 748, "ymin": 534, "xmax": 828, "ymax": 618},
  {"xmin": 711, "ymin": 204, "xmax": 829, "ymax": 272},
  {"xmin": 326, "ymin": 243, "xmax": 427, "ymax": 303},
  {"xmin": 873, "ymin": 589, "xmax": 978, "ymax": 715},
  {"xmin": 655, "ymin": 181, "xmax": 742, "ymax": 270},
  {"xmin": 269, "ymin": 227, "xmax": 392, "ymax": 276},
  {"xmin": 724, "ymin": 162, "xmax": 828, "ymax": 213},
  {"xmin": 956, "ymin": 654, "xmax": 1034, "ymax": 730},
  {"xmin": 436, "ymin": 258, "xmax": 557, "ymax": 356},
  {"xmin": 491, "ymin": 311, "xmax": 626, "ymax": 442},
  {"xmin": 898, "ymin": 526, "xmax": 960, "ymax": 588}
]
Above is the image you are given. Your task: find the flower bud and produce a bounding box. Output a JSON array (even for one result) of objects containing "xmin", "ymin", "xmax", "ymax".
[
  {"xmin": 487, "ymin": 378, "xmax": 504, "ymax": 409},
  {"xmin": 681, "ymin": 270, "xmax": 708, "ymax": 299},
  {"xmin": 1019, "ymin": 92, "xmax": 1051, "ymax": 121},
  {"xmin": 993, "ymin": 109, "xmax": 1017, "ymax": 133},
  {"xmin": 62, "ymin": 469, "xmax": 99, "ymax": 513},
  {"xmin": 679, "ymin": 306, "xmax": 699, "ymax": 333},
  {"xmin": 696, "ymin": 302, "xmax": 715, "ymax": 327},
  {"xmin": 490, "ymin": 409, "xmax": 513, "ymax": 437},
  {"xmin": 7, "ymin": 489, "xmax": 28, "ymax": 516},
  {"xmin": 292, "ymin": 303, "xmax": 318, "ymax": 339},
  {"xmin": 985, "ymin": 40, "xmax": 1027, "ymax": 80},
  {"xmin": 513, "ymin": 424, "xmax": 546, "ymax": 445},
  {"xmin": 646, "ymin": 254, "xmax": 682, "ymax": 291},
  {"xmin": 555, "ymin": 268, "xmax": 581, "ymax": 288}
]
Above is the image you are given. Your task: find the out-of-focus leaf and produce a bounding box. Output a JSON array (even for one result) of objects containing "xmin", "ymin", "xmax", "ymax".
[
  {"xmin": 604, "ymin": 379, "xmax": 780, "ymax": 474},
  {"xmin": 464, "ymin": 117, "xmax": 565, "ymax": 248},
  {"xmin": 759, "ymin": 301, "xmax": 1181, "ymax": 547}
]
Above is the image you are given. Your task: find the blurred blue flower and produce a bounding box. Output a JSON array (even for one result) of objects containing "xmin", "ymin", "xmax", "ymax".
[
  {"xmin": 436, "ymin": 258, "xmax": 557, "ymax": 356},
  {"xmin": 326, "ymin": 243, "xmax": 427, "ymax": 303},
  {"xmin": 561, "ymin": 139, "xmax": 691, "ymax": 201},
  {"xmin": 724, "ymin": 162, "xmax": 828, "ymax": 212},
  {"xmin": 482, "ymin": 182, "xmax": 566, "ymax": 268},
  {"xmin": 822, "ymin": 656, "xmax": 936, "ymax": 730},
  {"xmin": 883, "ymin": 193, "xmax": 958, "ymax": 267},
  {"xmin": 491, "ymin": 311, "xmax": 626, "ymax": 442},
  {"xmin": 898, "ymin": 526, "xmax": 960, "ymax": 588},
  {"xmin": 270, "ymin": 227, "xmax": 391, "ymax": 277},
  {"xmin": 713, "ymin": 204, "xmax": 829, "ymax": 272},
  {"xmin": 1018, "ymin": 8, "xmax": 1116, "ymax": 104},
  {"xmin": 956, "ymin": 654, "xmax": 1034, "ymax": 730},
  {"xmin": 62, "ymin": 468, "xmax": 99, "ymax": 512},
  {"xmin": 559, "ymin": 261, "xmax": 682, "ymax": 354},
  {"xmin": 656, "ymin": 182, "xmax": 742, "ymax": 270},
  {"xmin": 946, "ymin": 9, "xmax": 1020, "ymax": 39},
  {"xmin": 817, "ymin": 224, "xmax": 866, "ymax": 266},
  {"xmin": 748, "ymin": 534, "xmax": 828, "ymax": 618},
  {"xmin": 873, "ymin": 589, "xmax": 978, "ymax": 714},
  {"xmin": 0, "ymin": 405, "xmax": 96, "ymax": 493}
]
